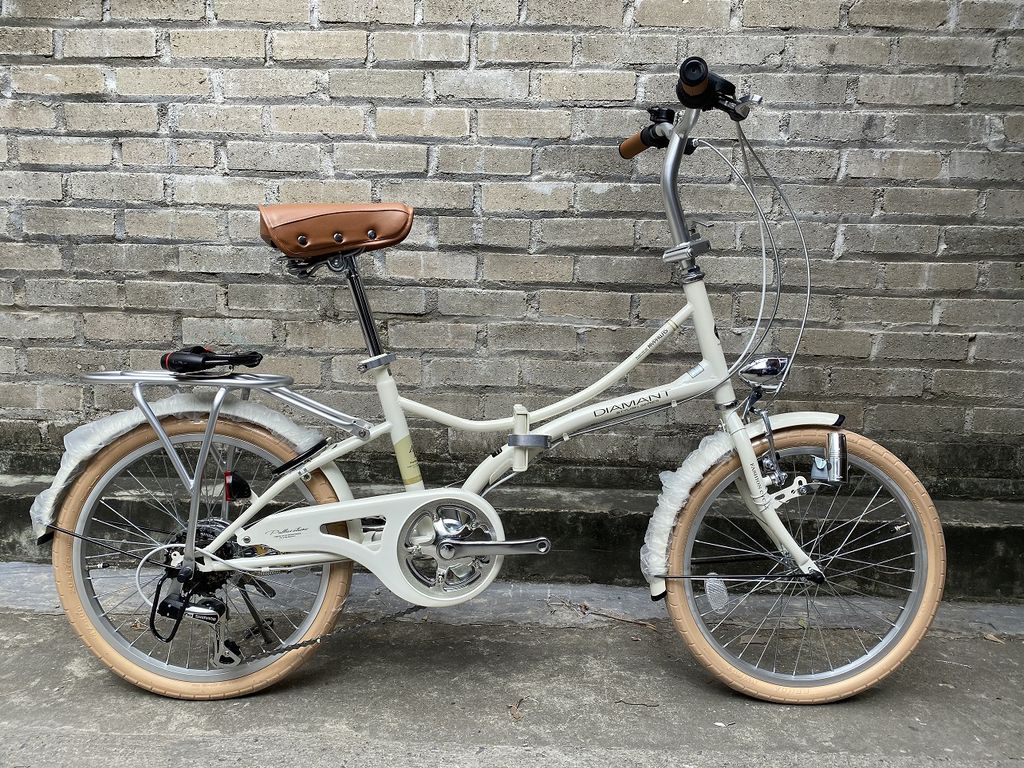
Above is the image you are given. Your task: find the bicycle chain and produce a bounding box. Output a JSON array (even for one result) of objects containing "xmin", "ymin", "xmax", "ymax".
[{"xmin": 240, "ymin": 603, "xmax": 427, "ymax": 663}]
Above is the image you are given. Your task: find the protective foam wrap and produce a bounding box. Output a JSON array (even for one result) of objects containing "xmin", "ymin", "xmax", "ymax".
[
  {"xmin": 641, "ymin": 429, "xmax": 735, "ymax": 598},
  {"xmin": 30, "ymin": 393, "xmax": 324, "ymax": 541}
]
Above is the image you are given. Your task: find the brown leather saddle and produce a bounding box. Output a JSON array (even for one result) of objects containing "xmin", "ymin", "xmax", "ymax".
[{"xmin": 258, "ymin": 202, "xmax": 414, "ymax": 262}]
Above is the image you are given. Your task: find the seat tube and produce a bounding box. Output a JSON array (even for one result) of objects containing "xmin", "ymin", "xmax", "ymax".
[{"xmin": 371, "ymin": 367, "xmax": 425, "ymax": 490}]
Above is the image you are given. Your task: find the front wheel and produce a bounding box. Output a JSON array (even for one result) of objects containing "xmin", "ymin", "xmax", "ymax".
[{"xmin": 665, "ymin": 428, "xmax": 945, "ymax": 704}]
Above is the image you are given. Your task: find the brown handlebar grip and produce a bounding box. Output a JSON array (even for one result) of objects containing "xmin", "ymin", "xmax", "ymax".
[{"xmin": 618, "ymin": 131, "xmax": 648, "ymax": 159}]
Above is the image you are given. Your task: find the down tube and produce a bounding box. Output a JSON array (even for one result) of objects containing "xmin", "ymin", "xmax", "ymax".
[{"xmin": 462, "ymin": 369, "xmax": 722, "ymax": 494}]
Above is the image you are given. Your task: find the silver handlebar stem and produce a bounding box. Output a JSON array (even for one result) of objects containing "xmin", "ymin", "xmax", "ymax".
[{"xmin": 661, "ymin": 107, "xmax": 701, "ymax": 245}]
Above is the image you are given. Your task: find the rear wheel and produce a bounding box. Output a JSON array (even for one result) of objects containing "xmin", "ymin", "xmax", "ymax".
[
  {"xmin": 52, "ymin": 418, "xmax": 352, "ymax": 700},
  {"xmin": 665, "ymin": 428, "xmax": 944, "ymax": 704}
]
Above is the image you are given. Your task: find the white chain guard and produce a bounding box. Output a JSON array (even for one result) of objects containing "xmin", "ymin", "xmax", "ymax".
[{"xmin": 235, "ymin": 488, "xmax": 505, "ymax": 608}]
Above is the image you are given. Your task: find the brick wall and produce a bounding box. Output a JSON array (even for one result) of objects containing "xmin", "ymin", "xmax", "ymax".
[{"xmin": 0, "ymin": 0, "xmax": 1021, "ymax": 499}]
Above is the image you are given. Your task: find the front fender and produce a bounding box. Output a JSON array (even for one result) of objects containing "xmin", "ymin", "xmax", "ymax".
[{"xmin": 642, "ymin": 410, "xmax": 845, "ymax": 599}]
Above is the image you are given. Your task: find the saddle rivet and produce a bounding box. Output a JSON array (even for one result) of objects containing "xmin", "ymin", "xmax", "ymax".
[
  {"xmin": 367, "ymin": 229, "xmax": 377, "ymax": 240},
  {"xmin": 297, "ymin": 235, "xmax": 309, "ymax": 246},
  {"xmin": 333, "ymin": 232, "xmax": 344, "ymax": 243}
]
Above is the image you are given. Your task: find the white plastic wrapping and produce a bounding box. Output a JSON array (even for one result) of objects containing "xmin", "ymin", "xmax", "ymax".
[
  {"xmin": 640, "ymin": 429, "xmax": 735, "ymax": 598},
  {"xmin": 30, "ymin": 393, "xmax": 324, "ymax": 540}
]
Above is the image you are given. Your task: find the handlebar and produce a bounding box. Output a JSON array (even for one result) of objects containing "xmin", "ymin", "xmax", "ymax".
[{"xmin": 618, "ymin": 58, "xmax": 755, "ymax": 160}]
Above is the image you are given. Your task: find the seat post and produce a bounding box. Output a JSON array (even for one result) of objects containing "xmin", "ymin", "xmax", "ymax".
[{"xmin": 337, "ymin": 253, "xmax": 384, "ymax": 357}]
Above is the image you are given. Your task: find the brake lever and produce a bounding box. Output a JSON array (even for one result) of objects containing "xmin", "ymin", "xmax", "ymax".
[{"xmin": 718, "ymin": 93, "xmax": 763, "ymax": 122}]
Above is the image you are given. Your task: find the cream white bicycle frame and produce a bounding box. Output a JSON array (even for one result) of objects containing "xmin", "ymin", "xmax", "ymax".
[{"xmin": 90, "ymin": 107, "xmax": 830, "ymax": 606}]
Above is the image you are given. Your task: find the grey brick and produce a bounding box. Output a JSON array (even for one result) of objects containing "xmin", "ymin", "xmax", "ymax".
[
  {"xmin": 12, "ymin": 66, "xmax": 105, "ymax": 95},
  {"xmin": 488, "ymin": 322, "xmax": 576, "ymax": 352},
  {"xmin": 882, "ymin": 188, "xmax": 978, "ymax": 217},
  {"xmin": 226, "ymin": 141, "xmax": 321, "ymax": 173},
  {"xmin": 483, "ymin": 253, "xmax": 573, "ymax": 283},
  {"xmin": 110, "ymin": 0, "xmax": 202, "ymax": 20},
  {"xmin": 64, "ymin": 28, "xmax": 156, "ymax": 58},
  {"xmin": 171, "ymin": 30, "xmax": 265, "ymax": 60},
  {"xmin": 0, "ymin": 100, "xmax": 56, "ymax": 129},
  {"xmin": 747, "ymin": 73, "xmax": 848, "ymax": 104},
  {"xmin": 70, "ymin": 171, "xmax": 164, "ymax": 202},
  {"xmin": 425, "ymin": 358, "xmax": 515, "ymax": 388},
  {"xmin": 931, "ymin": 368, "xmax": 1016, "ymax": 399},
  {"xmin": 581, "ymin": 34, "xmax": 678, "ymax": 66},
  {"xmin": 949, "ymin": 151, "xmax": 1024, "ymax": 182},
  {"xmin": 23, "ymin": 207, "xmax": 113, "ymax": 236},
  {"xmin": 743, "ymin": 0, "xmax": 841, "ymax": 27},
  {"xmin": 328, "ymin": 69, "xmax": 423, "ymax": 99},
  {"xmin": 389, "ymin": 321, "xmax": 477, "ymax": 350},
  {"xmin": 481, "ymin": 182, "xmax": 572, "ymax": 213},
  {"xmin": 537, "ymin": 290, "xmax": 631, "ymax": 320},
  {"xmin": 876, "ymin": 332, "xmax": 969, "ymax": 361},
  {"xmin": 385, "ymin": 251, "xmax": 476, "ymax": 281},
  {"xmin": 435, "ymin": 70, "xmax": 530, "ymax": 101},
  {"xmin": 971, "ymin": 408, "xmax": 1024, "ymax": 435},
  {"xmin": 857, "ymin": 74, "xmax": 955, "ymax": 105},
  {"xmin": 376, "ymin": 107, "xmax": 469, "ymax": 138},
  {"xmin": 125, "ymin": 280, "xmax": 218, "ymax": 310},
  {"xmin": 221, "ymin": 69, "xmax": 316, "ymax": 99},
  {"xmin": 537, "ymin": 71, "xmax": 636, "ymax": 102},
  {"xmin": 789, "ymin": 35, "xmax": 890, "ymax": 66},
  {"xmin": 84, "ymin": 312, "xmax": 175, "ymax": 342},
  {"xmin": 438, "ymin": 288, "xmax": 528, "ymax": 318},
  {"xmin": 320, "ymin": 0, "xmax": 414, "ymax": 23},
  {"xmin": 335, "ymin": 142, "xmax": 427, "ymax": 173},
  {"xmin": 527, "ymin": 0, "xmax": 624, "ymax": 26},
  {"xmin": 840, "ymin": 223, "xmax": 940, "ymax": 254},
  {"xmin": 956, "ymin": 0, "xmax": 1020, "ymax": 28},
  {"xmin": 848, "ymin": 0, "xmax": 950, "ymax": 29},
  {"xmin": 271, "ymin": 31, "xmax": 365, "ymax": 61},
  {"xmin": 478, "ymin": 109, "xmax": 571, "ymax": 139},
  {"xmin": 0, "ymin": 26, "xmax": 53, "ymax": 55},
  {"xmin": 0, "ymin": 243, "xmax": 62, "ymax": 271},
  {"xmin": 436, "ymin": 145, "xmax": 531, "ymax": 176},
  {"xmin": 17, "ymin": 137, "xmax": 112, "ymax": 167},
  {"xmin": 963, "ymin": 76, "xmax": 1024, "ymax": 106},
  {"xmin": 422, "ymin": 0, "xmax": 518, "ymax": 23},
  {"xmin": 882, "ymin": 262, "xmax": 978, "ymax": 291},
  {"xmin": 374, "ymin": 31, "xmax": 468, "ymax": 63},
  {"xmin": 70, "ymin": 243, "xmax": 177, "ymax": 272},
  {"xmin": 25, "ymin": 278, "xmax": 118, "ymax": 307},
  {"xmin": 121, "ymin": 138, "xmax": 215, "ymax": 168},
  {"xmin": 897, "ymin": 36, "xmax": 995, "ymax": 66},
  {"xmin": 7, "ymin": 0, "xmax": 100, "ymax": 19},
  {"xmin": 636, "ymin": 0, "xmax": 729, "ymax": 27},
  {"xmin": 173, "ymin": 176, "xmax": 269, "ymax": 206},
  {"xmin": 0, "ymin": 312, "xmax": 75, "ymax": 340},
  {"xmin": 117, "ymin": 67, "xmax": 211, "ymax": 97},
  {"xmin": 477, "ymin": 32, "xmax": 572, "ymax": 64},
  {"xmin": 175, "ymin": 105, "xmax": 264, "ymax": 135},
  {"xmin": 214, "ymin": 0, "xmax": 307, "ymax": 23},
  {"xmin": 65, "ymin": 103, "xmax": 159, "ymax": 133},
  {"xmin": 845, "ymin": 149, "xmax": 942, "ymax": 180},
  {"xmin": 183, "ymin": 317, "xmax": 274, "ymax": 346}
]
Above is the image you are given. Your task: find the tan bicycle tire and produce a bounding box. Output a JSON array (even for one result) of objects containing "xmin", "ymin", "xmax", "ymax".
[
  {"xmin": 51, "ymin": 418, "xmax": 353, "ymax": 700},
  {"xmin": 665, "ymin": 427, "xmax": 945, "ymax": 704}
]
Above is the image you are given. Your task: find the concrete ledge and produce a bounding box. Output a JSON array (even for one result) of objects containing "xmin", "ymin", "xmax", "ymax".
[{"xmin": 3, "ymin": 477, "xmax": 1022, "ymax": 600}]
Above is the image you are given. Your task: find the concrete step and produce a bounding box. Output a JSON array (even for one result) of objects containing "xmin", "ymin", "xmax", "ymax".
[{"xmin": 3, "ymin": 475, "xmax": 1021, "ymax": 600}]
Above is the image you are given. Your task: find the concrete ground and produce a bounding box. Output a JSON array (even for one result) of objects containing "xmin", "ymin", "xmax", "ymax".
[{"xmin": 0, "ymin": 564, "xmax": 1022, "ymax": 768}]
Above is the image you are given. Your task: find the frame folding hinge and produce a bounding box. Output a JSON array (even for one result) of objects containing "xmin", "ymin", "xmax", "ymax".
[{"xmin": 508, "ymin": 404, "xmax": 549, "ymax": 472}]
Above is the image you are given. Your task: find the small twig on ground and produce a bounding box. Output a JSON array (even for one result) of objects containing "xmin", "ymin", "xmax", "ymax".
[
  {"xmin": 508, "ymin": 696, "xmax": 535, "ymax": 721},
  {"xmin": 983, "ymin": 632, "xmax": 1006, "ymax": 645},
  {"xmin": 615, "ymin": 698, "xmax": 659, "ymax": 708},
  {"xmin": 545, "ymin": 598, "xmax": 658, "ymax": 632}
]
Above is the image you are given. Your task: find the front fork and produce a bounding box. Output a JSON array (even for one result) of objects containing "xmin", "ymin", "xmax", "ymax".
[{"xmin": 722, "ymin": 410, "xmax": 824, "ymax": 580}]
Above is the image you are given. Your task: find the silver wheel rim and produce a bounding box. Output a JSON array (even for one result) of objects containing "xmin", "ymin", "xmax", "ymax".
[
  {"xmin": 71, "ymin": 433, "xmax": 333, "ymax": 683},
  {"xmin": 682, "ymin": 445, "xmax": 927, "ymax": 686}
]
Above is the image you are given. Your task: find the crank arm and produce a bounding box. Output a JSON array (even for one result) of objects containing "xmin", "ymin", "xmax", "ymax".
[{"xmin": 436, "ymin": 537, "xmax": 551, "ymax": 561}]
